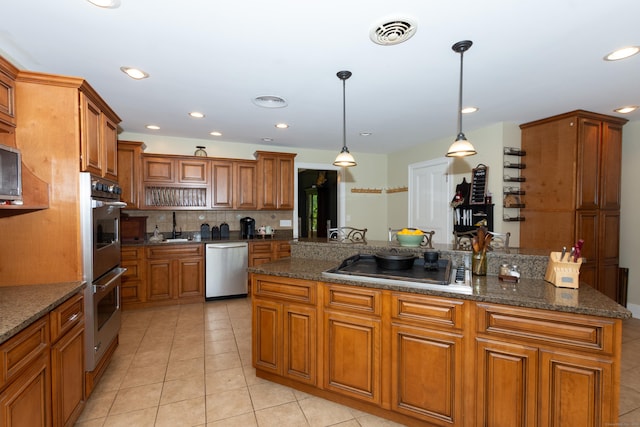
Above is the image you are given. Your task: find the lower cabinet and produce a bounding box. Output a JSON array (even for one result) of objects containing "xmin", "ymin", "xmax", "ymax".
[
  {"xmin": 251, "ymin": 273, "xmax": 623, "ymax": 427},
  {"xmin": 0, "ymin": 291, "xmax": 85, "ymax": 427},
  {"xmin": 248, "ymin": 240, "xmax": 291, "ymax": 267}
]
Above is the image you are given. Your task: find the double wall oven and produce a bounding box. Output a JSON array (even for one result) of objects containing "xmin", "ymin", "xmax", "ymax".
[{"xmin": 80, "ymin": 173, "xmax": 126, "ymax": 373}]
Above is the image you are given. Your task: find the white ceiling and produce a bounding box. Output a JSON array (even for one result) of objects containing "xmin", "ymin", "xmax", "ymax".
[{"xmin": 2, "ymin": 0, "xmax": 639, "ymax": 154}]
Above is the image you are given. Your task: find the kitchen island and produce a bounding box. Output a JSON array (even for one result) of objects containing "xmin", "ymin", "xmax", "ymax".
[{"xmin": 249, "ymin": 240, "xmax": 631, "ymax": 427}]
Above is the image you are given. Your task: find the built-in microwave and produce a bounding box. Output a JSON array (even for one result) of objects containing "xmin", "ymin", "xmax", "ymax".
[{"xmin": 0, "ymin": 143, "xmax": 21, "ymax": 201}]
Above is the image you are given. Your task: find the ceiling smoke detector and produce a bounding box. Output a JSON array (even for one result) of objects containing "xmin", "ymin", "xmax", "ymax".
[
  {"xmin": 370, "ymin": 18, "xmax": 417, "ymax": 45},
  {"xmin": 252, "ymin": 96, "xmax": 288, "ymax": 108}
]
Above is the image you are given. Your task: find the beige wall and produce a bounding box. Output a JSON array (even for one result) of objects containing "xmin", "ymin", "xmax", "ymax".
[{"xmin": 620, "ymin": 120, "xmax": 640, "ymax": 314}]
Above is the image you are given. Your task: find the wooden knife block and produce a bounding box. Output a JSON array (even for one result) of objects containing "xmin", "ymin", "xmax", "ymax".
[{"xmin": 544, "ymin": 251, "xmax": 582, "ymax": 288}]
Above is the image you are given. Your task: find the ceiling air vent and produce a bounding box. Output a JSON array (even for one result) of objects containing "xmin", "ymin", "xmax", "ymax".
[
  {"xmin": 252, "ymin": 96, "xmax": 288, "ymax": 108},
  {"xmin": 370, "ymin": 18, "xmax": 417, "ymax": 46}
]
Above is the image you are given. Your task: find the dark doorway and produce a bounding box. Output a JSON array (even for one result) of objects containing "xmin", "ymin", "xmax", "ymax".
[{"xmin": 297, "ymin": 169, "xmax": 338, "ymax": 238}]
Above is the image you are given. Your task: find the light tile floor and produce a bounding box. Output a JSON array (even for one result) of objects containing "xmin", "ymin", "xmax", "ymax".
[{"xmin": 75, "ymin": 299, "xmax": 640, "ymax": 426}]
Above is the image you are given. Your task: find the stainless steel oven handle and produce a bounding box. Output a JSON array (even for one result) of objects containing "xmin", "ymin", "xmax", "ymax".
[
  {"xmin": 104, "ymin": 201, "xmax": 127, "ymax": 208},
  {"xmin": 93, "ymin": 267, "xmax": 127, "ymax": 294}
]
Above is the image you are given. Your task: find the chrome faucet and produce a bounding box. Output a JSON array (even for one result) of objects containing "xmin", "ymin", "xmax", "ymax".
[{"xmin": 172, "ymin": 212, "xmax": 182, "ymax": 239}]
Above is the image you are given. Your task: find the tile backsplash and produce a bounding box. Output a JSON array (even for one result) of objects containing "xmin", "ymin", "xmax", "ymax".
[{"xmin": 123, "ymin": 210, "xmax": 294, "ymax": 235}]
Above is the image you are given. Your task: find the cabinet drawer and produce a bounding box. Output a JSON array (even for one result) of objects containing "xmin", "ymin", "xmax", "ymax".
[
  {"xmin": 250, "ymin": 242, "xmax": 273, "ymax": 254},
  {"xmin": 477, "ymin": 303, "xmax": 615, "ymax": 353},
  {"xmin": 122, "ymin": 260, "xmax": 143, "ymax": 282},
  {"xmin": 324, "ymin": 284, "xmax": 381, "ymax": 316},
  {"xmin": 50, "ymin": 293, "xmax": 84, "ymax": 343},
  {"xmin": 391, "ymin": 293, "xmax": 464, "ymax": 329},
  {"xmin": 275, "ymin": 242, "xmax": 291, "ymax": 257},
  {"xmin": 121, "ymin": 246, "xmax": 143, "ymax": 260},
  {"xmin": 253, "ymin": 275, "xmax": 316, "ymax": 304},
  {"xmin": 146, "ymin": 244, "xmax": 203, "ymax": 259},
  {"xmin": 0, "ymin": 317, "xmax": 49, "ymax": 389}
]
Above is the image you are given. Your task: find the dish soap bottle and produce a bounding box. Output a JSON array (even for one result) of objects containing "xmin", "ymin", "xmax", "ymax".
[{"xmin": 150, "ymin": 225, "xmax": 163, "ymax": 242}]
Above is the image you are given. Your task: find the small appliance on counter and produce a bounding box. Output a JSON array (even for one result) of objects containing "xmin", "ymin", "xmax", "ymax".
[
  {"xmin": 240, "ymin": 217, "xmax": 255, "ymax": 239},
  {"xmin": 211, "ymin": 225, "xmax": 220, "ymax": 239},
  {"xmin": 200, "ymin": 223, "xmax": 211, "ymax": 240},
  {"xmin": 220, "ymin": 222, "xmax": 230, "ymax": 239}
]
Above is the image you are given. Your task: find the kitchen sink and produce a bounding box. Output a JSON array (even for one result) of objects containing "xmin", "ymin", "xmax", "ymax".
[{"xmin": 163, "ymin": 238, "xmax": 190, "ymax": 243}]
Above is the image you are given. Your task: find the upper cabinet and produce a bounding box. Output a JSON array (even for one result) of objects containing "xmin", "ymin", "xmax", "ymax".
[
  {"xmin": 211, "ymin": 159, "xmax": 258, "ymax": 210},
  {"xmin": 255, "ymin": 151, "xmax": 297, "ymax": 210},
  {"xmin": 0, "ymin": 57, "xmax": 17, "ymax": 133},
  {"xmin": 117, "ymin": 140, "xmax": 144, "ymax": 209},
  {"xmin": 79, "ymin": 89, "xmax": 121, "ymax": 181}
]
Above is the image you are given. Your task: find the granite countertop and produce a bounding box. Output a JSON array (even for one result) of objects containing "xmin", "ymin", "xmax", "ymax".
[
  {"xmin": 122, "ymin": 235, "xmax": 293, "ymax": 246},
  {"xmin": 248, "ymin": 258, "xmax": 632, "ymax": 320},
  {"xmin": 0, "ymin": 281, "xmax": 86, "ymax": 344}
]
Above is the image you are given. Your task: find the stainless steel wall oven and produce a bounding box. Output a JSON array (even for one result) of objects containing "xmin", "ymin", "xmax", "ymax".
[{"xmin": 80, "ymin": 173, "xmax": 126, "ymax": 372}]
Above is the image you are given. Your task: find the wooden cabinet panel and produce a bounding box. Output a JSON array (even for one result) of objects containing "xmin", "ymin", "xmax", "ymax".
[
  {"xmin": 103, "ymin": 116, "xmax": 118, "ymax": 181},
  {"xmin": 117, "ymin": 141, "xmax": 143, "ymax": 209},
  {"xmin": 391, "ymin": 293, "xmax": 464, "ymax": 330},
  {"xmin": 143, "ymin": 156, "xmax": 174, "ymax": 182},
  {"xmin": 0, "ymin": 58, "xmax": 16, "ymax": 130},
  {"xmin": 539, "ymin": 350, "xmax": 614, "ymax": 426},
  {"xmin": 323, "ymin": 310, "xmax": 381, "ymax": 404},
  {"xmin": 600, "ymin": 122, "xmax": 623, "ymax": 210},
  {"xmin": 211, "ymin": 160, "xmax": 233, "ymax": 208},
  {"xmin": 576, "ymin": 118, "xmax": 601, "ymax": 210},
  {"xmin": 178, "ymin": 159, "xmax": 208, "ymax": 184},
  {"xmin": 51, "ymin": 322, "xmax": 84, "ymax": 426},
  {"xmin": 121, "ymin": 246, "xmax": 146, "ymax": 306},
  {"xmin": 520, "ymin": 210, "xmax": 575, "ymax": 252},
  {"xmin": 49, "ymin": 293, "xmax": 84, "ymax": 343},
  {"xmin": 147, "ymin": 260, "xmax": 172, "ymax": 301},
  {"xmin": 176, "ymin": 258, "xmax": 203, "ymax": 298},
  {"xmin": 0, "ymin": 353, "xmax": 50, "ymax": 427},
  {"xmin": 235, "ymin": 161, "xmax": 258, "ymax": 209},
  {"xmin": 324, "ymin": 284, "xmax": 381, "ymax": 316},
  {"xmin": 253, "ymin": 299, "xmax": 281, "ymax": 374},
  {"xmin": 80, "ymin": 94, "xmax": 102, "ymax": 176},
  {"xmin": 255, "ymin": 151, "xmax": 296, "ymax": 210},
  {"xmin": 145, "ymin": 244, "xmax": 204, "ymax": 303},
  {"xmin": 249, "ymin": 241, "xmax": 291, "ymax": 268},
  {"xmin": 475, "ymin": 338, "xmax": 538, "ymax": 426},
  {"xmin": 391, "ymin": 323, "xmax": 463, "ymax": 424},
  {"xmin": 276, "ymin": 155, "xmax": 295, "ymax": 210},
  {"xmin": 0, "ymin": 318, "xmax": 48, "ymax": 390},
  {"xmin": 253, "ymin": 274, "xmax": 316, "ymax": 304},
  {"xmin": 283, "ymin": 305, "xmax": 316, "ymax": 384}
]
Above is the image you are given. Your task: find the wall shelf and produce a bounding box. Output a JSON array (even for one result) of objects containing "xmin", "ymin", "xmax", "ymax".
[{"xmin": 503, "ymin": 147, "xmax": 525, "ymax": 222}]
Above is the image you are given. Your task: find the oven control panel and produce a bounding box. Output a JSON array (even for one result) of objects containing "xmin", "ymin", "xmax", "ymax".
[{"xmin": 91, "ymin": 177, "xmax": 122, "ymax": 200}]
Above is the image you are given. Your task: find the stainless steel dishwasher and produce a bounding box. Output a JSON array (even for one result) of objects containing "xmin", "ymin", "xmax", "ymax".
[{"xmin": 205, "ymin": 242, "xmax": 248, "ymax": 300}]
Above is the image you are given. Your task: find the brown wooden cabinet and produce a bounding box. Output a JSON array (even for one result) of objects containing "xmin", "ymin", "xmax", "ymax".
[
  {"xmin": 80, "ymin": 92, "xmax": 120, "ymax": 181},
  {"xmin": 121, "ymin": 246, "xmax": 146, "ymax": 306},
  {"xmin": 50, "ymin": 293, "xmax": 85, "ymax": 426},
  {"xmin": 211, "ymin": 159, "xmax": 258, "ymax": 209},
  {"xmin": 520, "ymin": 110, "xmax": 627, "ymax": 302},
  {"xmin": 250, "ymin": 273, "xmax": 624, "ymax": 427},
  {"xmin": 145, "ymin": 244, "xmax": 204, "ymax": 305},
  {"xmin": 117, "ymin": 140, "xmax": 144, "ymax": 209},
  {"xmin": 252, "ymin": 275, "xmax": 317, "ymax": 385},
  {"xmin": 0, "ymin": 317, "xmax": 50, "ymax": 427},
  {"xmin": 248, "ymin": 240, "xmax": 291, "ymax": 267},
  {"xmin": 0, "ymin": 57, "xmax": 17, "ymax": 133},
  {"xmin": 255, "ymin": 151, "xmax": 297, "ymax": 210}
]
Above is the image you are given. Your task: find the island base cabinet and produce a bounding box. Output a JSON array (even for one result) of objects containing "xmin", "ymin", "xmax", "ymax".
[
  {"xmin": 252, "ymin": 299, "xmax": 317, "ymax": 385},
  {"xmin": 0, "ymin": 353, "xmax": 50, "ymax": 427},
  {"xmin": 51, "ymin": 323, "xmax": 85, "ymax": 427},
  {"xmin": 391, "ymin": 324, "xmax": 463, "ymax": 426},
  {"xmin": 475, "ymin": 338, "xmax": 538, "ymax": 426},
  {"xmin": 539, "ymin": 351, "xmax": 614, "ymax": 427},
  {"xmin": 323, "ymin": 311, "xmax": 381, "ymax": 406}
]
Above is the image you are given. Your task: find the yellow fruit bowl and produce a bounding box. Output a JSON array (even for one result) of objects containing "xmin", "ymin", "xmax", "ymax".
[{"xmin": 396, "ymin": 232, "xmax": 425, "ymax": 247}]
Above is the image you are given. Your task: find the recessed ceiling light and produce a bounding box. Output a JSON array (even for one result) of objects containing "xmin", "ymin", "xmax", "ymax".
[
  {"xmin": 87, "ymin": 0, "xmax": 121, "ymax": 8},
  {"xmin": 253, "ymin": 96, "xmax": 288, "ymax": 108},
  {"xmin": 146, "ymin": 125, "xmax": 160, "ymax": 130},
  {"xmin": 614, "ymin": 105, "xmax": 638, "ymax": 114},
  {"xmin": 604, "ymin": 46, "xmax": 640, "ymax": 61},
  {"xmin": 120, "ymin": 66, "xmax": 149, "ymax": 80},
  {"xmin": 189, "ymin": 112, "xmax": 205, "ymax": 118},
  {"xmin": 275, "ymin": 123, "xmax": 289, "ymax": 129},
  {"xmin": 359, "ymin": 132, "xmax": 372, "ymax": 136},
  {"xmin": 461, "ymin": 106, "xmax": 479, "ymax": 114},
  {"xmin": 262, "ymin": 137, "xmax": 274, "ymax": 142},
  {"xmin": 210, "ymin": 131, "xmax": 222, "ymax": 136}
]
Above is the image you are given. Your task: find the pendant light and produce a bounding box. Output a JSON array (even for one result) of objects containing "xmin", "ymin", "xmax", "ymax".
[
  {"xmin": 333, "ymin": 70, "xmax": 357, "ymax": 167},
  {"xmin": 446, "ymin": 40, "xmax": 477, "ymax": 157}
]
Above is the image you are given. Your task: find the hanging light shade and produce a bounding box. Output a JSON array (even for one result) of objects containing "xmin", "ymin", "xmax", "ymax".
[
  {"xmin": 333, "ymin": 70, "xmax": 357, "ymax": 167},
  {"xmin": 446, "ymin": 40, "xmax": 477, "ymax": 157}
]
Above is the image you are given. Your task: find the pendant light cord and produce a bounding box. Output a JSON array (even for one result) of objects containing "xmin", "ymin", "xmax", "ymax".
[
  {"xmin": 342, "ymin": 77, "xmax": 347, "ymax": 150},
  {"xmin": 457, "ymin": 50, "xmax": 464, "ymax": 137}
]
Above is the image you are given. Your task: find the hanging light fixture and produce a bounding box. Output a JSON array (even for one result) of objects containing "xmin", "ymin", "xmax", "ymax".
[
  {"xmin": 333, "ymin": 70, "xmax": 357, "ymax": 167},
  {"xmin": 446, "ymin": 40, "xmax": 477, "ymax": 157}
]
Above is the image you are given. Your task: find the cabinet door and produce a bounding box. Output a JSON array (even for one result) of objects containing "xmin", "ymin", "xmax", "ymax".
[
  {"xmin": 599, "ymin": 122, "xmax": 623, "ymax": 210},
  {"xmin": 253, "ymin": 299, "xmax": 281, "ymax": 374},
  {"xmin": 102, "ymin": 116, "xmax": 118, "ymax": 181},
  {"xmin": 475, "ymin": 338, "xmax": 538, "ymax": 427},
  {"xmin": 235, "ymin": 161, "xmax": 258, "ymax": 209},
  {"xmin": 147, "ymin": 259, "xmax": 173, "ymax": 301},
  {"xmin": 283, "ymin": 304, "xmax": 316, "ymax": 385},
  {"xmin": 211, "ymin": 161, "xmax": 233, "ymax": 208},
  {"xmin": 0, "ymin": 353, "xmax": 50, "ymax": 427},
  {"xmin": 391, "ymin": 323, "xmax": 464, "ymax": 425},
  {"xmin": 539, "ymin": 350, "xmax": 614, "ymax": 426},
  {"xmin": 117, "ymin": 141, "xmax": 143, "ymax": 208},
  {"xmin": 178, "ymin": 159, "xmax": 208, "ymax": 184},
  {"xmin": 176, "ymin": 258, "xmax": 203, "ymax": 298},
  {"xmin": 0, "ymin": 65, "xmax": 16, "ymax": 129},
  {"xmin": 258, "ymin": 154, "xmax": 278, "ymax": 210},
  {"xmin": 575, "ymin": 210, "xmax": 598, "ymax": 288},
  {"xmin": 576, "ymin": 118, "xmax": 602, "ymax": 210},
  {"xmin": 121, "ymin": 258, "xmax": 145, "ymax": 304},
  {"xmin": 51, "ymin": 323, "xmax": 85, "ymax": 426},
  {"xmin": 80, "ymin": 93, "xmax": 103, "ymax": 176},
  {"xmin": 143, "ymin": 156, "xmax": 175, "ymax": 183},
  {"xmin": 323, "ymin": 310, "xmax": 381, "ymax": 405},
  {"xmin": 276, "ymin": 155, "xmax": 295, "ymax": 209}
]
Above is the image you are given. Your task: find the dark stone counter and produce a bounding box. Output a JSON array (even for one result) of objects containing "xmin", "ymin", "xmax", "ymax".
[{"xmin": 0, "ymin": 281, "xmax": 86, "ymax": 344}]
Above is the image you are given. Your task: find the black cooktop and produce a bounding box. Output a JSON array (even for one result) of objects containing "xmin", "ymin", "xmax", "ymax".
[{"xmin": 326, "ymin": 254, "xmax": 451, "ymax": 285}]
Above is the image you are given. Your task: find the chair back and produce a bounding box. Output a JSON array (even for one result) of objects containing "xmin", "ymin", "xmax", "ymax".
[{"xmin": 327, "ymin": 226, "xmax": 367, "ymax": 243}]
